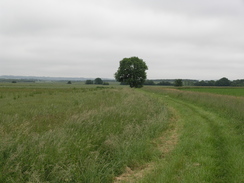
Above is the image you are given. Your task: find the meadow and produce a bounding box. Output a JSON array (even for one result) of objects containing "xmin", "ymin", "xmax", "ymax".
[
  {"xmin": 141, "ymin": 86, "xmax": 244, "ymax": 182},
  {"xmin": 0, "ymin": 83, "xmax": 170, "ymax": 182},
  {"xmin": 1, "ymin": 83, "xmax": 244, "ymax": 182},
  {"xmin": 180, "ymin": 87, "xmax": 244, "ymax": 97}
]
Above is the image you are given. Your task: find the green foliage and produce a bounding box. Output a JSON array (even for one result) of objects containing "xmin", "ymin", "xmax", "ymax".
[
  {"xmin": 174, "ymin": 79, "xmax": 183, "ymax": 87},
  {"xmin": 94, "ymin": 78, "xmax": 103, "ymax": 84},
  {"xmin": 215, "ymin": 77, "xmax": 231, "ymax": 86},
  {"xmin": 231, "ymin": 79, "xmax": 244, "ymax": 86},
  {"xmin": 194, "ymin": 77, "xmax": 244, "ymax": 86},
  {"xmin": 144, "ymin": 80, "xmax": 155, "ymax": 85},
  {"xmin": 67, "ymin": 81, "xmax": 72, "ymax": 84},
  {"xmin": 85, "ymin": 80, "xmax": 93, "ymax": 84},
  {"xmin": 194, "ymin": 80, "xmax": 216, "ymax": 86},
  {"xmin": 115, "ymin": 56, "xmax": 148, "ymax": 88},
  {"xmin": 103, "ymin": 82, "xmax": 109, "ymax": 85},
  {"xmin": 157, "ymin": 81, "xmax": 173, "ymax": 86}
]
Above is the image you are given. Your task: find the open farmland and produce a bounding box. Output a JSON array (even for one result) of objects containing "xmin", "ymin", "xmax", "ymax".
[
  {"xmin": 0, "ymin": 83, "xmax": 244, "ymax": 182},
  {"xmin": 179, "ymin": 87, "xmax": 244, "ymax": 97}
]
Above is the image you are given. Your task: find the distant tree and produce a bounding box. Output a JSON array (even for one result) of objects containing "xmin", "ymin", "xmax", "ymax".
[
  {"xmin": 115, "ymin": 56, "xmax": 148, "ymax": 88},
  {"xmin": 67, "ymin": 81, "xmax": 72, "ymax": 84},
  {"xmin": 207, "ymin": 80, "xmax": 216, "ymax": 86},
  {"xmin": 174, "ymin": 79, "xmax": 183, "ymax": 87},
  {"xmin": 103, "ymin": 82, "xmax": 109, "ymax": 85},
  {"xmin": 157, "ymin": 81, "xmax": 172, "ymax": 86},
  {"xmin": 215, "ymin": 77, "xmax": 231, "ymax": 86},
  {"xmin": 194, "ymin": 80, "xmax": 216, "ymax": 86},
  {"xmin": 94, "ymin": 78, "xmax": 103, "ymax": 84},
  {"xmin": 12, "ymin": 81, "xmax": 17, "ymax": 83},
  {"xmin": 120, "ymin": 82, "xmax": 128, "ymax": 85},
  {"xmin": 194, "ymin": 80, "xmax": 207, "ymax": 86},
  {"xmin": 231, "ymin": 79, "xmax": 244, "ymax": 86},
  {"xmin": 85, "ymin": 80, "xmax": 93, "ymax": 84},
  {"xmin": 144, "ymin": 80, "xmax": 155, "ymax": 85}
]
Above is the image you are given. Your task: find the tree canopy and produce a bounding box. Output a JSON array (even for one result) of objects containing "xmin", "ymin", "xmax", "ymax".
[
  {"xmin": 194, "ymin": 77, "xmax": 233, "ymax": 86},
  {"xmin": 215, "ymin": 77, "xmax": 231, "ymax": 86},
  {"xmin": 174, "ymin": 79, "xmax": 183, "ymax": 87},
  {"xmin": 115, "ymin": 57, "xmax": 148, "ymax": 88},
  {"xmin": 94, "ymin": 78, "xmax": 103, "ymax": 84},
  {"xmin": 85, "ymin": 80, "xmax": 93, "ymax": 84}
]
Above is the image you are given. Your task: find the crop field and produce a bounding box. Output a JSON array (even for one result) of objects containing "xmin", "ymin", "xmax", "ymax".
[
  {"xmin": 1, "ymin": 83, "xmax": 243, "ymax": 182},
  {"xmin": 179, "ymin": 87, "xmax": 244, "ymax": 97}
]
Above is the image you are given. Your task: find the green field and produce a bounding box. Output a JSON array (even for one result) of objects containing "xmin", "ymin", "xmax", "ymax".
[
  {"xmin": 141, "ymin": 87, "xmax": 244, "ymax": 182},
  {"xmin": 0, "ymin": 83, "xmax": 243, "ymax": 182},
  {"xmin": 0, "ymin": 84, "xmax": 170, "ymax": 182},
  {"xmin": 180, "ymin": 87, "xmax": 244, "ymax": 97}
]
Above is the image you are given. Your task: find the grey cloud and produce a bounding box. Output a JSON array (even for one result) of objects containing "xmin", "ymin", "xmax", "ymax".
[{"xmin": 0, "ymin": 0, "xmax": 243, "ymax": 80}]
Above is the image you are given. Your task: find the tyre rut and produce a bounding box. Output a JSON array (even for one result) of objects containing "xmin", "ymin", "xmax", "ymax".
[{"xmin": 166, "ymin": 97, "xmax": 231, "ymax": 182}]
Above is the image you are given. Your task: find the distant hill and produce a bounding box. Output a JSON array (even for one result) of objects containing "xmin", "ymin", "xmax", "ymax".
[{"xmin": 0, "ymin": 75, "xmax": 114, "ymax": 81}]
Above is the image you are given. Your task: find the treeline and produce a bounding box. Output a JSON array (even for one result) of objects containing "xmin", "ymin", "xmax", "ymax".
[
  {"xmin": 144, "ymin": 80, "xmax": 173, "ymax": 86},
  {"xmin": 144, "ymin": 79, "xmax": 197, "ymax": 86},
  {"xmin": 144, "ymin": 77, "xmax": 244, "ymax": 87},
  {"xmin": 0, "ymin": 79, "xmax": 36, "ymax": 83},
  {"xmin": 194, "ymin": 77, "xmax": 244, "ymax": 86},
  {"xmin": 85, "ymin": 78, "xmax": 109, "ymax": 85}
]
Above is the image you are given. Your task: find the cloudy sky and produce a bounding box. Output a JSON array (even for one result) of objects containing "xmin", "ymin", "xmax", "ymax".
[{"xmin": 1, "ymin": 0, "xmax": 244, "ymax": 80}]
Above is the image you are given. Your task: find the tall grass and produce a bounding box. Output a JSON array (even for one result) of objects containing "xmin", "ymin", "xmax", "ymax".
[
  {"xmin": 0, "ymin": 87, "xmax": 169, "ymax": 182},
  {"xmin": 141, "ymin": 86, "xmax": 244, "ymax": 182},
  {"xmin": 143, "ymin": 87, "xmax": 244, "ymax": 133}
]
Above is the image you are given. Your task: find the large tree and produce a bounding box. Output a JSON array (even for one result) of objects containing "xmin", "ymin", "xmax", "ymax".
[{"xmin": 115, "ymin": 57, "xmax": 148, "ymax": 88}]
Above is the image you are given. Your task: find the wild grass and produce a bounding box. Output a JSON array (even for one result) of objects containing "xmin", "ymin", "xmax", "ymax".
[
  {"xmin": 0, "ymin": 86, "xmax": 169, "ymax": 182},
  {"xmin": 143, "ymin": 87, "xmax": 244, "ymax": 131},
  {"xmin": 141, "ymin": 87, "xmax": 244, "ymax": 182}
]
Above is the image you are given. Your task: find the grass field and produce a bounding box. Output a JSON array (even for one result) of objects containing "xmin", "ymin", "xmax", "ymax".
[
  {"xmin": 179, "ymin": 87, "xmax": 244, "ymax": 97},
  {"xmin": 141, "ymin": 87, "xmax": 244, "ymax": 182},
  {"xmin": 0, "ymin": 84, "xmax": 170, "ymax": 182},
  {"xmin": 1, "ymin": 83, "xmax": 243, "ymax": 182}
]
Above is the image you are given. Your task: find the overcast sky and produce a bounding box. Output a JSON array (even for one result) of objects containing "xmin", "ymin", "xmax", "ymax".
[{"xmin": 1, "ymin": 0, "xmax": 244, "ymax": 80}]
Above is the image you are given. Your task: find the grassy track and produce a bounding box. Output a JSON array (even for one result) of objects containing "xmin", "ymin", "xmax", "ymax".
[{"xmin": 136, "ymin": 87, "xmax": 244, "ymax": 183}]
